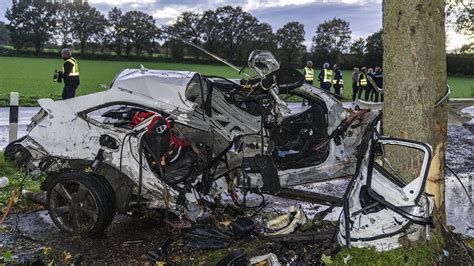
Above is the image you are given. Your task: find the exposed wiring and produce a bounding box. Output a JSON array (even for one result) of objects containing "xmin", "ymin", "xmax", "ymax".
[{"xmin": 446, "ymin": 165, "xmax": 473, "ymax": 206}]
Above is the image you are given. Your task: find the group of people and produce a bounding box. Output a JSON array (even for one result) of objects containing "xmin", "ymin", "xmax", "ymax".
[
  {"xmin": 351, "ymin": 66, "xmax": 383, "ymax": 103},
  {"xmin": 303, "ymin": 61, "xmax": 344, "ymax": 96},
  {"xmin": 303, "ymin": 61, "xmax": 384, "ymax": 104}
]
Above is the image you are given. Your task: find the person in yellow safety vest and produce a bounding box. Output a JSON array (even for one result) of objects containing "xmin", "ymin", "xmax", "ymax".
[
  {"xmin": 304, "ymin": 60, "xmax": 314, "ymax": 85},
  {"xmin": 302, "ymin": 60, "xmax": 314, "ymax": 106},
  {"xmin": 60, "ymin": 48, "xmax": 80, "ymax": 100},
  {"xmin": 332, "ymin": 64, "xmax": 343, "ymax": 96},
  {"xmin": 357, "ymin": 67, "xmax": 368, "ymax": 101},
  {"xmin": 317, "ymin": 62, "xmax": 332, "ymax": 91}
]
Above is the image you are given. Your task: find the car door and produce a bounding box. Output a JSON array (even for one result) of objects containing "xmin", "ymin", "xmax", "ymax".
[{"xmin": 339, "ymin": 124, "xmax": 434, "ymax": 249}]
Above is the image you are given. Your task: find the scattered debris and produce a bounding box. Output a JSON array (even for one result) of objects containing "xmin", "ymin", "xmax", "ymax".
[
  {"xmin": 163, "ymin": 219, "xmax": 192, "ymax": 233},
  {"xmin": 0, "ymin": 176, "xmax": 9, "ymax": 188},
  {"xmin": 267, "ymin": 230, "xmax": 336, "ymax": 244},
  {"xmin": 21, "ymin": 190, "xmax": 46, "ymax": 206},
  {"xmin": 343, "ymin": 254, "xmax": 352, "ymax": 264},
  {"xmin": 265, "ymin": 206, "xmax": 306, "ymax": 235},
  {"xmin": 186, "ymin": 224, "xmax": 233, "ymax": 250},
  {"xmin": 147, "ymin": 237, "xmax": 172, "ymax": 264},
  {"xmin": 230, "ymin": 217, "xmax": 256, "ymax": 239},
  {"xmin": 121, "ymin": 240, "xmax": 144, "ymax": 246},
  {"xmin": 62, "ymin": 251, "xmax": 72, "ymax": 263},
  {"xmin": 249, "ymin": 252, "xmax": 280, "ymax": 265},
  {"xmin": 216, "ymin": 249, "xmax": 247, "ymax": 266},
  {"xmin": 443, "ymin": 249, "xmax": 450, "ymax": 257},
  {"xmin": 0, "ymin": 189, "xmax": 17, "ymax": 224}
]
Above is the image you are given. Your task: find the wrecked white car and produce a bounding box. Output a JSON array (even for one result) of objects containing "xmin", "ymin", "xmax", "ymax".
[{"xmin": 5, "ymin": 51, "xmax": 433, "ymax": 250}]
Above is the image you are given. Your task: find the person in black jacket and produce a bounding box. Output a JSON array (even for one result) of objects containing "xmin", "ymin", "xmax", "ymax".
[
  {"xmin": 372, "ymin": 66, "xmax": 383, "ymax": 102},
  {"xmin": 351, "ymin": 67, "xmax": 359, "ymax": 104},
  {"xmin": 60, "ymin": 48, "xmax": 80, "ymax": 100},
  {"xmin": 332, "ymin": 64, "xmax": 343, "ymax": 96}
]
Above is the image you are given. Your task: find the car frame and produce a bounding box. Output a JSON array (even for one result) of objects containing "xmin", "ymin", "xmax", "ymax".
[{"xmin": 5, "ymin": 51, "xmax": 433, "ymax": 250}]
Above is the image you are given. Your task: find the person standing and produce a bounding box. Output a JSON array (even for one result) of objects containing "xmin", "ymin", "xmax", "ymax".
[
  {"xmin": 59, "ymin": 48, "xmax": 80, "ymax": 100},
  {"xmin": 366, "ymin": 68, "xmax": 374, "ymax": 101},
  {"xmin": 303, "ymin": 60, "xmax": 314, "ymax": 85},
  {"xmin": 351, "ymin": 67, "xmax": 359, "ymax": 104},
  {"xmin": 332, "ymin": 64, "xmax": 343, "ymax": 96},
  {"xmin": 302, "ymin": 60, "xmax": 314, "ymax": 106},
  {"xmin": 318, "ymin": 63, "xmax": 332, "ymax": 91},
  {"xmin": 357, "ymin": 67, "xmax": 368, "ymax": 100},
  {"xmin": 372, "ymin": 66, "xmax": 383, "ymax": 102}
]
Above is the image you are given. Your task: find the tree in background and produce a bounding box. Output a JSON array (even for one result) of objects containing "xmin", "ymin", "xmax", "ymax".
[
  {"xmin": 55, "ymin": 3, "xmax": 74, "ymax": 47},
  {"xmin": 250, "ymin": 22, "xmax": 277, "ymax": 54},
  {"xmin": 201, "ymin": 9, "xmax": 220, "ymax": 56},
  {"xmin": 0, "ymin": 21, "xmax": 10, "ymax": 45},
  {"xmin": 5, "ymin": 0, "xmax": 56, "ymax": 55},
  {"xmin": 446, "ymin": 0, "xmax": 473, "ymax": 36},
  {"xmin": 121, "ymin": 11, "xmax": 157, "ymax": 56},
  {"xmin": 91, "ymin": 25, "xmax": 110, "ymax": 55},
  {"xmin": 383, "ymin": 0, "xmax": 447, "ymax": 240},
  {"xmin": 169, "ymin": 11, "xmax": 204, "ymax": 60},
  {"xmin": 107, "ymin": 7, "xmax": 125, "ymax": 56},
  {"xmin": 459, "ymin": 42, "xmax": 474, "ymax": 54},
  {"xmin": 312, "ymin": 18, "xmax": 351, "ymax": 64},
  {"xmin": 447, "ymin": 0, "xmax": 473, "ymax": 54},
  {"xmin": 365, "ymin": 29, "xmax": 383, "ymax": 66},
  {"xmin": 276, "ymin": 22, "xmax": 306, "ymax": 65},
  {"xmin": 70, "ymin": 3, "xmax": 106, "ymax": 54},
  {"xmin": 350, "ymin": 38, "xmax": 365, "ymax": 55},
  {"xmin": 213, "ymin": 6, "xmax": 259, "ymax": 61}
]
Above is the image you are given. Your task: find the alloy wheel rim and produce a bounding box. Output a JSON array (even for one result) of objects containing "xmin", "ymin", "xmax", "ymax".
[{"xmin": 49, "ymin": 181, "xmax": 99, "ymax": 234}]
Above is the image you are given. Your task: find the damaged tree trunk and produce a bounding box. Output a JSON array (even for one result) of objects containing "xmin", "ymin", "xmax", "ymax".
[{"xmin": 383, "ymin": 0, "xmax": 448, "ymax": 226}]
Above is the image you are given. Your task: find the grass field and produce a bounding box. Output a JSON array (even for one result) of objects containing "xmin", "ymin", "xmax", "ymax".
[{"xmin": 0, "ymin": 56, "xmax": 472, "ymax": 106}]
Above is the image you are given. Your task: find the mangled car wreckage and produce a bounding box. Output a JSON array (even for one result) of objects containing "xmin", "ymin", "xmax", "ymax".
[{"xmin": 5, "ymin": 50, "xmax": 434, "ymax": 250}]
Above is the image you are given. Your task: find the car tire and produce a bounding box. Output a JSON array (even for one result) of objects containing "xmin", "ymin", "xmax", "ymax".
[{"xmin": 46, "ymin": 171, "xmax": 116, "ymax": 236}]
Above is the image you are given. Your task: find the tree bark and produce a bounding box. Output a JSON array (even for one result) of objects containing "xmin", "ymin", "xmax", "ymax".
[{"xmin": 383, "ymin": 0, "xmax": 447, "ymax": 224}]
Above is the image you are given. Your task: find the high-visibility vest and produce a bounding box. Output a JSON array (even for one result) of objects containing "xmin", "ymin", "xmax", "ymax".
[
  {"xmin": 359, "ymin": 73, "xmax": 367, "ymax": 86},
  {"xmin": 304, "ymin": 67, "xmax": 314, "ymax": 81},
  {"xmin": 323, "ymin": 69, "xmax": 332, "ymax": 83},
  {"xmin": 63, "ymin": 57, "xmax": 79, "ymax": 76}
]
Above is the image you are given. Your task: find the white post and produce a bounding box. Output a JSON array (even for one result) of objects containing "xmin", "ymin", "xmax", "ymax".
[{"xmin": 9, "ymin": 92, "xmax": 19, "ymax": 143}]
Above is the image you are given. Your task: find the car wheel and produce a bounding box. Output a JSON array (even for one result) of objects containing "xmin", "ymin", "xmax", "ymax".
[{"xmin": 47, "ymin": 171, "xmax": 116, "ymax": 236}]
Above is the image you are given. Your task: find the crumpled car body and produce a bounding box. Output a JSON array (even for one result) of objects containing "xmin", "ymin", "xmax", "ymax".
[{"xmin": 5, "ymin": 51, "xmax": 433, "ymax": 250}]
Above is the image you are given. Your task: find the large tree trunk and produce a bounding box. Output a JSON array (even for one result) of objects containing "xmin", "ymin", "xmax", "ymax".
[{"xmin": 383, "ymin": 0, "xmax": 447, "ymax": 225}]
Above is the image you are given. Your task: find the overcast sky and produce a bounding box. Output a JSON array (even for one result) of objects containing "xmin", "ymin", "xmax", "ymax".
[{"xmin": 0, "ymin": 0, "xmax": 469, "ymax": 51}]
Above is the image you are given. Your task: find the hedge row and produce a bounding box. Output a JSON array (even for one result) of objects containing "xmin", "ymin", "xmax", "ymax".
[{"xmin": 1, "ymin": 46, "xmax": 472, "ymax": 74}]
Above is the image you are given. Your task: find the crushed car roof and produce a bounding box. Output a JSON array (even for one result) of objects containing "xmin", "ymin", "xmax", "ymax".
[{"xmin": 110, "ymin": 69, "xmax": 198, "ymax": 110}]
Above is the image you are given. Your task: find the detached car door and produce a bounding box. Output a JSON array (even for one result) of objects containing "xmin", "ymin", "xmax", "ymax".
[{"xmin": 339, "ymin": 126, "xmax": 434, "ymax": 250}]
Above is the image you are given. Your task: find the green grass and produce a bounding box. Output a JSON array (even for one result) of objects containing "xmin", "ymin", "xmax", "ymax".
[
  {"xmin": 333, "ymin": 227, "xmax": 446, "ymax": 265},
  {"xmin": 447, "ymin": 75, "xmax": 474, "ymax": 98},
  {"xmin": 0, "ymin": 152, "xmax": 43, "ymax": 210},
  {"xmin": 0, "ymin": 56, "xmax": 472, "ymax": 106}
]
